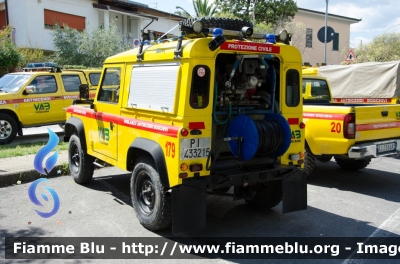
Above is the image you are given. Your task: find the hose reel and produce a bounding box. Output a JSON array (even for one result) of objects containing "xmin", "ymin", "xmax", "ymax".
[{"xmin": 227, "ymin": 114, "xmax": 292, "ymax": 160}]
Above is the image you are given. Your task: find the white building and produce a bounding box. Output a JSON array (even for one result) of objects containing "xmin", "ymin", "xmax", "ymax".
[
  {"xmin": 293, "ymin": 8, "xmax": 361, "ymax": 65},
  {"xmin": 0, "ymin": 0, "xmax": 183, "ymax": 52}
]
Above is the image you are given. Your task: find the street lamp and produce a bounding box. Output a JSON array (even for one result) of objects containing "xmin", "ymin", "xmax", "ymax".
[
  {"xmin": 253, "ymin": 0, "xmax": 257, "ymax": 26},
  {"xmin": 324, "ymin": 0, "xmax": 329, "ymax": 64}
]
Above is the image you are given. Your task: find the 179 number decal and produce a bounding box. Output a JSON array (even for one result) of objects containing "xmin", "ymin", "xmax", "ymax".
[{"xmin": 165, "ymin": 141, "xmax": 175, "ymax": 158}]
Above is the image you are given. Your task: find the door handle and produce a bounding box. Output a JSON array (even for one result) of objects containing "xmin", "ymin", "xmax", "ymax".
[
  {"xmin": 55, "ymin": 96, "xmax": 61, "ymax": 99},
  {"xmin": 110, "ymin": 122, "xmax": 114, "ymax": 131}
]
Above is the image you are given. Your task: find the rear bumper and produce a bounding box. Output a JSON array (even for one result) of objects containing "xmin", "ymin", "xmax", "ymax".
[{"xmin": 348, "ymin": 138, "xmax": 400, "ymax": 158}]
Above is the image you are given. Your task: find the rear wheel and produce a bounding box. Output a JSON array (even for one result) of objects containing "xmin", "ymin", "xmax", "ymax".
[
  {"xmin": 68, "ymin": 134, "xmax": 95, "ymax": 184},
  {"xmin": 0, "ymin": 113, "xmax": 18, "ymax": 145},
  {"xmin": 304, "ymin": 147, "xmax": 316, "ymax": 178},
  {"xmin": 335, "ymin": 157, "xmax": 371, "ymax": 171},
  {"xmin": 245, "ymin": 181, "xmax": 282, "ymax": 210},
  {"xmin": 131, "ymin": 157, "xmax": 172, "ymax": 231}
]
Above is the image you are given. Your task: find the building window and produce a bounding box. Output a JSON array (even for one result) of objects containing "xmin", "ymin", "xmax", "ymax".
[
  {"xmin": 44, "ymin": 9, "xmax": 85, "ymax": 30},
  {"xmin": 0, "ymin": 10, "xmax": 6, "ymax": 29},
  {"xmin": 333, "ymin": 33, "xmax": 339, "ymax": 51},
  {"xmin": 306, "ymin": 28, "xmax": 312, "ymax": 48}
]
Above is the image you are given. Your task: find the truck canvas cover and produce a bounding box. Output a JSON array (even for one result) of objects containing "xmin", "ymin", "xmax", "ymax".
[{"xmin": 318, "ymin": 61, "xmax": 400, "ymax": 99}]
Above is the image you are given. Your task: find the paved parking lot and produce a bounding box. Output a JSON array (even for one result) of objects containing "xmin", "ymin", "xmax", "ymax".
[{"xmin": 1, "ymin": 156, "xmax": 400, "ymax": 263}]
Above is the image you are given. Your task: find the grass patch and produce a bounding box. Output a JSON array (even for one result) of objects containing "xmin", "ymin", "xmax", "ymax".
[{"xmin": 0, "ymin": 141, "xmax": 68, "ymax": 159}]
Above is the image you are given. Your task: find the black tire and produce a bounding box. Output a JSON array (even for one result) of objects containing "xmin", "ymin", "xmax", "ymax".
[
  {"xmin": 304, "ymin": 147, "xmax": 316, "ymax": 178},
  {"xmin": 131, "ymin": 156, "xmax": 172, "ymax": 231},
  {"xmin": 0, "ymin": 113, "xmax": 18, "ymax": 145},
  {"xmin": 335, "ymin": 157, "xmax": 371, "ymax": 171},
  {"xmin": 245, "ymin": 181, "xmax": 282, "ymax": 210},
  {"xmin": 180, "ymin": 17, "xmax": 253, "ymax": 31},
  {"xmin": 68, "ymin": 134, "xmax": 94, "ymax": 184},
  {"xmin": 316, "ymin": 155, "xmax": 333, "ymax": 163}
]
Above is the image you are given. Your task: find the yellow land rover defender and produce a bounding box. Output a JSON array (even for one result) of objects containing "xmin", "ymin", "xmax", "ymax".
[{"xmin": 65, "ymin": 18, "xmax": 307, "ymax": 233}]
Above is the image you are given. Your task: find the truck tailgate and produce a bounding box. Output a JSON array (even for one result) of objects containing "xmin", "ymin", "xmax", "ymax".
[{"xmin": 355, "ymin": 104, "xmax": 400, "ymax": 142}]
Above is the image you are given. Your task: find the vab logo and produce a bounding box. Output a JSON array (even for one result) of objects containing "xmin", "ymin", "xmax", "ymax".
[
  {"xmin": 291, "ymin": 130, "xmax": 301, "ymax": 143},
  {"xmin": 34, "ymin": 128, "xmax": 59, "ymax": 175},
  {"xmin": 98, "ymin": 126, "xmax": 110, "ymax": 141},
  {"xmin": 28, "ymin": 178, "xmax": 60, "ymax": 218},
  {"xmin": 34, "ymin": 102, "xmax": 50, "ymax": 112}
]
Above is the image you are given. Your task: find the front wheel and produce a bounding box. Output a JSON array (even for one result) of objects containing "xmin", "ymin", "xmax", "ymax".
[
  {"xmin": 245, "ymin": 181, "xmax": 283, "ymax": 210},
  {"xmin": 335, "ymin": 157, "xmax": 371, "ymax": 171},
  {"xmin": 68, "ymin": 134, "xmax": 95, "ymax": 184},
  {"xmin": 131, "ymin": 157, "xmax": 172, "ymax": 231},
  {"xmin": 0, "ymin": 113, "xmax": 18, "ymax": 145}
]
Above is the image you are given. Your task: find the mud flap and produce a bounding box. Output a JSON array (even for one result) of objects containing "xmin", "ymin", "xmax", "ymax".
[
  {"xmin": 282, "ymin": 170, "xmax": 307, "ymax": 213},
  {"xmin": 171, "ymin": 185, "xmax": 206, "ymax": 234}
]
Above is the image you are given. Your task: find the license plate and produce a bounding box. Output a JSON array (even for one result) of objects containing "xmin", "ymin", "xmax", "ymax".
[
  {"xmin": 180, "ymin": 138, "xmax": 211, "ymax": 160},
  {"xmin": 377, "ymin": 142, "xmax": 396, "ymax": 153}
]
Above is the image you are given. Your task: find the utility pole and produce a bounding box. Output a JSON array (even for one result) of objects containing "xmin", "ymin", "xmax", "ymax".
[
  {"xmin": 253, "ymin": 0, "xmax": 257, "ymax": 26},
  {"xmin": 324, "ymin": 0, "xmax": 329, "ymax": 64}
]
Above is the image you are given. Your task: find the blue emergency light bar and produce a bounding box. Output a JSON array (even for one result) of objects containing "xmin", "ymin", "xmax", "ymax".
[{"xmin": 26, "ymin": 62, "xmax": 57, "ymax": 68}]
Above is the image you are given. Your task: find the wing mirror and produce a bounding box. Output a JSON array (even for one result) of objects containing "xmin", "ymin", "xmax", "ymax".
[
  {"xmin": 79, "ymin": 84, "xmax": 89, "ymax": 100},
  {"xmin": 23, "ymin": 86, "xmax": 36, "ymax": 95}
]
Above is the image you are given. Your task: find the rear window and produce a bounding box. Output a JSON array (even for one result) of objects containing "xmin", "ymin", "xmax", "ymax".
[
  {"xmin": 286, "ymin": 70, "xmax": 300, "ymax": 107},
  {"xmin": 302, "ymin": 78, "xmax": 331, "ymax": 101}
]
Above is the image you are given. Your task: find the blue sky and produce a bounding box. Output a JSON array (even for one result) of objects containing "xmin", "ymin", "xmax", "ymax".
[{"xmin": 137, "ymin": 0, "xmax": 400, "ymax": 47}]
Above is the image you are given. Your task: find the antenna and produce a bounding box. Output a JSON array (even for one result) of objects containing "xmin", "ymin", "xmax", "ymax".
[{"xmin": 149, "ymin": 3, "xmax": 157, "ymax": 9}]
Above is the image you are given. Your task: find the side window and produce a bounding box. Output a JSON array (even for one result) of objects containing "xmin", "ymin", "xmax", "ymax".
[
  {"xmin": 97, "ymin": 68, "xmax": 121, "ymax": 104},
  {"xmin": 286, "ymin": 70, "xmax": 300, "ymax": 107},
  {"xmin": 61, "ymin": 75, "xmax": 82, "ymax": 92},
  {"xmin": 27, "ymin": 75, "xmax": 57, "ymax": 94},
  {"xmin": 190, "ymin": 65, "xmax": 210, "ymax": 109},
  {"xmin": 89, "ymin": 73, "xmax": 101, "ymax": 86}
]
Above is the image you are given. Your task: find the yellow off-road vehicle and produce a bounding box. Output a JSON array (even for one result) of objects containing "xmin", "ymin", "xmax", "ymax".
[
  {"xmin": 0, "ymin": 63, "xmax": 101, "ymax": 144},
  {"xmin": 65, "ymin": 18, "xmax": 307, "ymax": 233}
]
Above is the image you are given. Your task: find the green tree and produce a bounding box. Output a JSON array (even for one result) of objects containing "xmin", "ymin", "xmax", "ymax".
[
  {"xmin": 16, "ymin": 43, "xmax": 45, "ymax": 69},
  {"xmin": 51, "ymin": 22, "xmax": 131, "ymax": 68},
  {"xmin": 215, "ymin": 0, "xmax": 297, "ymax": 27},
  {"xmin": 175, "ymin": 0, "xmax": 218, "ymax": 18},
  {"xmin": 0, "ymin": 26, "xmax": 21, "ymax": 75},
  {"xmin": 51, "ymin": 24, "xmax": 83, "ymax": 66},
  {"xmin": 347, "ymin": 33, "xmax": 400, "ymax": 63}
]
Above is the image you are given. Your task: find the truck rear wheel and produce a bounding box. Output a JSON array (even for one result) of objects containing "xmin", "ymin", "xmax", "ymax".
[
  {"xmin": 335, "ymin": 157, "xmax": 371, "ymax": 171},
  {"xmin": 0, "ymin": 113, "xmax": 18, "ymax": 145},
  {"xmin": 245, "ymin": 181, "xmax": 282, "ymax": 210},
  {"xmin": 131, "ymin": 157, "xmax": 172, "ymax": 231},
  {"xmin": 304, "ymin": 147, "xmax": 316, "ymax": 178},
  {"xmin": 68, "ymin": 134, "xmax": 95, "ymax": 184}
]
